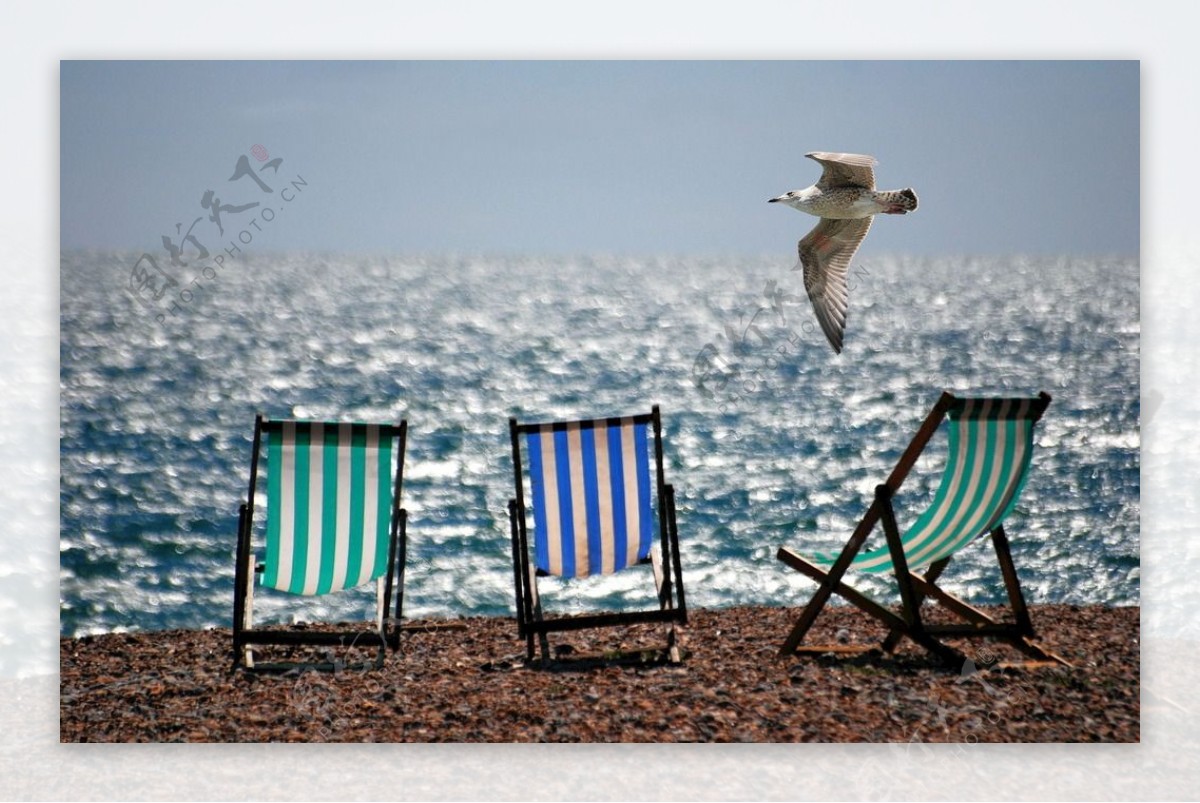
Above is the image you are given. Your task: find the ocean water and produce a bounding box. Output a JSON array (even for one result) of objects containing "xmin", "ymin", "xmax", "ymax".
[{"xmin": 58, "ymin": 251, "xmax": 1140, "ymax": 638}]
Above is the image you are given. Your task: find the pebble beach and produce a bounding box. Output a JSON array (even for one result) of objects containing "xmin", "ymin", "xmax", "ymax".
[{"xmin": 59, "ymin": 603, "xmax": 1138, "ymax": 743}]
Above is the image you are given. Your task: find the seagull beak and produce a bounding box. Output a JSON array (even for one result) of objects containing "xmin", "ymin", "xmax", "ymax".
[{"xmin": 768, "ymin": 194, "xmax": 784, "ymax": 203}]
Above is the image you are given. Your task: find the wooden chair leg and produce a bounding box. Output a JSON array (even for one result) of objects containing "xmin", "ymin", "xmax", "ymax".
[
  {"xmin": 665, "ymin": 622, "xmax": 682, "ymax": 664},
  {"xmin": 232, "ymin": 504, "xmax": 250, "ymax": 670},
  {"xmin": 651, "ymin": 548, "xmax": 667, "ymax": 607},
  {"xmin": 527, "ymin": 572, "xmax": 550, "ymax": 664},
  {"xmin": 878, "ymin": 488, "xmax": 965, "ymax": 669},
  {"xmin": 881, "ymin": 557, "xmax": 950, "ymax": 652},
  {"xmin": 991, "ymin": 525, "xmax": 1033, "ymax": 635},
  {"xmin": 666, "ymin": 484, "xmax": 687, "ymax": 621},
  {"xmin": 394, "ymin": 509, "xmax": 408, "ymax": 645},
  {"xmin": 879, "ymin": 487, "xmax": 924, "ymax": 634},
  {"xmin": 778, "ymin": 498, "xmax": 882, "ymax": 657}
]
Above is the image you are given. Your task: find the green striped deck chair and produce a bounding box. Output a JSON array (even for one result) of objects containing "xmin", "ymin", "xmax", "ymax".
[
  {"xmin": 508, "ymin": 405, "xmax": 687, "ymax": 663},
  {"xmin": 777, "ymin": 392, "xmax": 1069, "ymax": 669},
  {"xmin": 232, "ymin": 416, "xmax": 408, "ymax": 670}
]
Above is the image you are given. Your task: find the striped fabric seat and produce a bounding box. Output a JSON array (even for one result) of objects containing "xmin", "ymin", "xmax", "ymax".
[
  {"xmin": 776, "ymin": 392, "xmax": 1068, "ymax": 668},
  {"xmin": 523, "ymin": 417, "xmax": 655, "ymax": 578},
  {"xmin": 508, "ymin": 406, "xmax": 687, "ymax": 663},
  {"xmin": 232, "ymin": 415, "xmax": 408, "ymax": 670},
  {"xmin": 261, "ymin": 421, "xmax": 399, "ymax": 594},
  {"xmin": 812, "ymin": 397, "xmax": 1039, "ymax": 574}
]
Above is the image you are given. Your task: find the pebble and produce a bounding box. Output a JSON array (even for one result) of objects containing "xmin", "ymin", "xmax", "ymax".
[{"xmin": 59, "ymin": 604, "xmax": 1139, "ymax": 743}]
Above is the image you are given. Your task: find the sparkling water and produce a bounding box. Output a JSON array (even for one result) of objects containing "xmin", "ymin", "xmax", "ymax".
[{"xmin": 58, "ymin": 251, "xmax": 1140, "ymax": 637}]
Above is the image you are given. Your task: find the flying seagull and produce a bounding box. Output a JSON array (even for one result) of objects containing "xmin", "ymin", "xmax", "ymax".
[{"xmin": 769, "ymin": 151, "xmax": 918, "ymax": 354}]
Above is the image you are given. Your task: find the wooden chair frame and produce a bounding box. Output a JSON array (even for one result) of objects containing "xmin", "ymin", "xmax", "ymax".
[
  {"xmin": 777, "ymin": 391, "xmax": 1069, "ymax": 669},
  {"xmin": 231, "ymin": 415, "xmax": 408, "ymax": 671},
  {"xmin": 508, "ymin": 405, "xmax": 687, "ymax": 663}
]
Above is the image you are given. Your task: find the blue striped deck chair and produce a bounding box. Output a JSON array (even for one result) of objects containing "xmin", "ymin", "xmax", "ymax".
[
  {"xmin": 508, "ymin": 405, "xmax": 687, "ymax": 663},
  {"xmin": 777, "ymin": 392, "xmax": 1069, "ymax": 669},
  {"xmin": 232, "ymin": 416, "xmax": 408, "ymax": 670}
]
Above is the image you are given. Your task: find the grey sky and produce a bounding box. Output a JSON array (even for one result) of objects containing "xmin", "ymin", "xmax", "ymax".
[{"xmin": 61, "ymin": 60, "xmax": 1138, "ymax": 258}]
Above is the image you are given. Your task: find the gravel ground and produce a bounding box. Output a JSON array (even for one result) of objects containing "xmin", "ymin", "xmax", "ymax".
[{"xmin": 59, "ymin": 604, "xmax": 1138, "ymax": 743}]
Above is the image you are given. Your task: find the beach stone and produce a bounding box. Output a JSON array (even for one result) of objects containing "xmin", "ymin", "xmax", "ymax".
[{"xmin": 59, "ymin": 605, "xmax": 1139, "ymax": 743}]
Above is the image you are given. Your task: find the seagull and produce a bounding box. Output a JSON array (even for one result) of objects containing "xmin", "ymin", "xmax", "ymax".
[{"xmin": 769, "ymin": 151, "xmax": 918, "ymax": 354}]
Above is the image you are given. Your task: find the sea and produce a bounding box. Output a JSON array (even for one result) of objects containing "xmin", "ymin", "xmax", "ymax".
[{"xmin": 57, "ymin": 250, "xmax": 1140, "ymax": 640}]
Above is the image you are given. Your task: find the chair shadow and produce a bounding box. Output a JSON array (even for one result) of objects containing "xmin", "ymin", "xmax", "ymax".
[{"xmin": 490, "ymin": 644, "xmax": 684, "ymax": 674}]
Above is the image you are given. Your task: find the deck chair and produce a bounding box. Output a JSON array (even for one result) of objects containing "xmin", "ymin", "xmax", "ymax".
[
  {"xmin": 777, "ymin": 391, "xmax": 1069, "ymax": 669},
  {"xmin": 508, "ymin": 405, "xmax": 687, "ymax": 663},
  {"xmin": 232, "ymin": 415, "xmax": 408, "ymax": 670}
]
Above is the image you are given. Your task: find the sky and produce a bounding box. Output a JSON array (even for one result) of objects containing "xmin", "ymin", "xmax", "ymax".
[{"xmin": 59, "ymin": 60, "xmax": 1139, "ymax": 258}]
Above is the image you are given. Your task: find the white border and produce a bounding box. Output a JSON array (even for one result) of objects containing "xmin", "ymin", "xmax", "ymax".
[{"xmin": 6, "ymin": 1, "xmax": 1196, "ymax": 799}]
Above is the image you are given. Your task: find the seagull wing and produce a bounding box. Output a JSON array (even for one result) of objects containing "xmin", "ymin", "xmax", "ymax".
[
  {"xmin": 806, "ymin": 151, "xmax": 877, "ymax": 191},
  {"xmin": 797, "ymin": 216, "xmax": 873, "ymax": 354}
]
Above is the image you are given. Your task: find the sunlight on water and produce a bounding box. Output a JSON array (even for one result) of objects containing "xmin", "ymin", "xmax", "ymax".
[
  {"xmin": 1, "ymin": 255, "xmax": 57, "ymax": 676},
  {"xmin": 58, "ymin": 251, "xmax": 1139, "ymax": 638}
]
